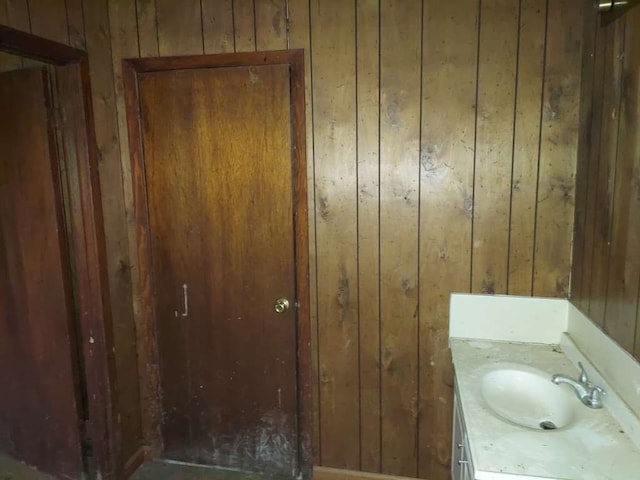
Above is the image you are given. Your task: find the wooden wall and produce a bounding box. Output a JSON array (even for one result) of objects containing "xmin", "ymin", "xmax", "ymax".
[
  {"xmin": 571, "ymin": 6, "xmax": 640, "ymax": 359},
  {"xmin": 0, "ymin": 1, "xmax": 587, "ymax": 479}
]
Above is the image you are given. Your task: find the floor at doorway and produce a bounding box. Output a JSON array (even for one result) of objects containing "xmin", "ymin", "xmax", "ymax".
[
  {"xmin": 0, "ymin": 454, "xmax": 53, "ymax": 480},
  {"xmin": 132, "ymin": 461, "xmax": 272, "ymax": 480}
]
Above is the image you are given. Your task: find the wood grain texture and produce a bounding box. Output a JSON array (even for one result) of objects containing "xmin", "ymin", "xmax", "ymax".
[
  {"xmin": 0, "ymin": 66, "xmax": 83, "ymax": 479},
  {"xmin": 419, "ymin": 0, "xmax": 478, "ymax": 477},
  {"xmin": 472, "ymin": 0, "xmax": 519, "ymax": 295},
  {"xmin": 255, "ymin": 0, "xmax": 286, "ymax": 51},
  {"xmin": 126, "ymin": 52, "xmax": 310, "ymax": 477},
  {"xmin": 138, "ymin": 67, "xmax": 298, "ymax": 473},
  {"xmin": 356, "ymin": 0, "xmax": 380, "ymax": 472},
  {"xmin": 0, "ymin": 26, "xmax": 123, "ymax": 478},
  {"xmin": 5, "ymin": 1, "xmax": 598, "ymax": 477},
  {"xmin": 27, "ymin": 0, "xmax": 67, "ymax": 43},
  {"xmin": 604, "ymin": 12, "xmax": 638, "ymax": 351},
  {"xmin": 310, "ymin": 0, "xmax": 359, "ymax": 469},
  {"xmin": 508, "ymin": 0, "xmax": 547, "ymax": 295},
  {"xmin": 83, "ymin": 0, "xmax": 142, "ymax": 469},
  {"xmin": 571, "ymin": 3, "xmax": 600, "ymax": 313},
  {"xmin": 136, "ymin": 0, "xmax": 159, "ymax": 57},
  {"xmin": 3, "ymin": 0, "xmax": 30, "ymax": 31},
  {"xmin": 107, "ymin": 0, "xmax": 145, "ymax": 466},
  {"xmin": 233, "ymin": 0, "xmax": 256, "ymax": 52},
  {"xmin": 588, "ymin": 20, "xmax": 625, "ymax": 325},
  {"xmin": 532, "ymin": 0, "xmax": 583, "ymax": 297},
  {"xmin": 156, "ymin": 0, "xmax": 202, "ymax": 56},
  {"xmin": 202, "ymin": 0, "xmax": 234, "ymax": 54},
  {"xmin": 65, "ymin": 0, "xmax": 85, "ymax": 48},
  {"xmin": 574, "ymin": 19, "xmax": 607, "ymax": 314},
  {"xmin": 379, "ymin": 0, "xmax": 421, "ymax": 475},
  {"xmin": 572, "ymin": 7, "xmax": 640, "ymax": 360}
]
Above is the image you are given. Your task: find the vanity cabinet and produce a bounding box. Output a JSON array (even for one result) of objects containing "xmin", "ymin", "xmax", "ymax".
[{"xmin": 452, "ymin": 383, "xmax": 474, "ymax": 480}]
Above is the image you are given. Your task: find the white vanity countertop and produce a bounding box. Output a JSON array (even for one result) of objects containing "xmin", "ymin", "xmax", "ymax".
[{"xmin": 451, "ymin": 339, "xmax": 640, "ymax": 480}]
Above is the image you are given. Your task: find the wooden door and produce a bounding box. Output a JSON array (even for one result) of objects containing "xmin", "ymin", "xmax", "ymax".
[
  {"xmin": 128, "ymin": 53, "xmax": 309, "ymax": 478},
  {"xmin": 0, "ymin": 68, "xmax": 85, "ymax": 478}
]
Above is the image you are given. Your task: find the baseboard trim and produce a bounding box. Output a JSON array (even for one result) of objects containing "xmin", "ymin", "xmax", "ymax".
[
  {"xmin": 123, "ymin": 446, "xmax": 153, "ymax": 478},
  {"xmin": 313, "ymin": 466, "xmax": 421, "ymax": 480}
]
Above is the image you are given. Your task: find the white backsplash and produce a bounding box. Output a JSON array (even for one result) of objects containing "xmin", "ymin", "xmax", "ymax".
[{"xmin": 449, "ymin": 293, "xmax": 568, "ymax": 344}]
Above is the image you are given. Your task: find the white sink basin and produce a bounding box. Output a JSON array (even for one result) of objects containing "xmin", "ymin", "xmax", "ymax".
[{"xmin": 481, "ymin": 366, "xmax": 576, "ymax": 430}]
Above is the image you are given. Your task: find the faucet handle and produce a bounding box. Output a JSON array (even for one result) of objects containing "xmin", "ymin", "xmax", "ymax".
[
  {"xmin": 578, "ymin": 361, "xmax": 589, "ymax": 384},
  {"xmin": 589, "ymin": 385, "xmax": 606, "ymax": 408}
]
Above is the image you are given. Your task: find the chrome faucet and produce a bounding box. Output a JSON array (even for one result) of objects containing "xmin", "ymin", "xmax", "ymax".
[{"xmin": 551, "ymin": 362, "xmax": 606, "ymax": 409}]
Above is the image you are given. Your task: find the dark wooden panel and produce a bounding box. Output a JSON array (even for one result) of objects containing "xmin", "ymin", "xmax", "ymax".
[
  {"xmin": 508, "ymin": 0, "xmax": 546, "ymax": 295},
  {"xmin": 202, "ymin": 0, "xmax": 234, "ymax": 54},
  {"xmin": 138, "ymin": 64, "xmax": 299, "ymax": 475},
  {"xmin": 107, "ymin": 0, "xmax": 145, "ymax": 465},
  {"xmin": 533, "ymin": 0, "xmax": 584, "ymax": 297},
  {"xmin": 27, "ymin": 0, "xmax": 67, "ymax": 43},
  {"xmin": 379, "ymin": 0, "xmax": 421, "ymax": 475},
  {"xmin": 156, "ymin": 0, "xmax": 202, "ymax": 56},
  {"xmin": 419, "ymin": 0, "xmax": 478, "ymax": 477},
  {"xmin": 604, "ymin": 10, "xmax": 640, "ymax": 351},
  {"xmin": 571, "ymin": 4, "xmax": 602, "ymax": 312},
  {"xmin": 576, "ymin": 19, "xmax": 607, "ymax": 313},
  {"xmin": 136, "ymin": 0, "xmax": 159, "ymax": 57},
  {"xmin": 588, "ymin": 19, "xmax": 625, "ymax": 324},
  {"xmin": 255, "ymin": 0, "xmax": 286, "ymax": 51},
  {"xmin": 472, "ymin": 0, "xmax": 518, "ymax": 295},
  {"xmin": 310, "ymin": 0, "xmax": 360, "ymax": 469},
  {"xmin": 571, "ymin": 7, "xmax": 640, "ymax": 362},
  {"xmin": 356, "ymin": 0, "xmax": 381, "ymax": 472},
  {"xmin": 233, "ymin": 0, "xmax": 256, "ymax": 52},
  {"xmin": 0, "ymin": 67, "xmax": 83, "ymax": 479}
]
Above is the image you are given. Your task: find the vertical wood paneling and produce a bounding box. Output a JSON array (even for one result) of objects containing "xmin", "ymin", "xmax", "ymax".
[
  {"xmin": 83, "ymin": 0, "xmax": 141, "ymax": 469},
  {"xmin": 419, "ymin": 0, "xmax": 478, "ymax": 476},
  {"xmin": 356, "ymin": 0, "xmax": 380, "ymax": 472},
  {"xmin": 27, "ymin": 0, "xmax": 67, "ymax": 43},
  {"xmin": 507, "ymin": 0, "xmax": 546, "ymax": 295},
  {"xmin": 4, "ymin": 0, "xmax": 30, "ymax": 31},
  {"xmin": 623, "ymin": 11, "xmax": 640, "ymax": 357},
  {"xmin": 0, "ymin": 2, "xmax": 20, "ymax": 70},
  {"xmin": 255, "ymin": 0, "xmax": 286, "ymax": 51},
  {"xmin": 233, "ymin": 0, "xmax": 256, "ymax": 52},
  {"xmin": 533, "ymin": 0, "xmax": 583, "ymax": 297},
  {"xmin": 202, "ymin": 0, "xmax": 234, "ymax": 54},
  {"xmin": 571, "ymin": 5, "xmax": 600, "ymax": 313},
  {"xmin": 107, "ymin": 0, "xmax": 144, "ymax": 464},
  {"xmin": 288, "ymin": 0, "xmax": 319, "ymax": 465},
  {"xmin": 136, "ymin": 0, "xmax": 159, "ymax": 57},
  {"xmin": 310, "ymin": 0, "xmax": 359, "ymax": 469},
  {"xmin": 588, "ymin": 21, "xmax": 625, "ymax": 324},
  {"xmin": 1, "ymin": 1, "xmax": 594, "ymax": 477},
  {"xmin": 156, "ymin": 0, "xmax": 203, "ymax": 56},
  {"xmin": 604, "ymin": 13, "xmax": 638, "ymax": 351},
  {"xmin": 472, "ymin": 0, "xmax": 519, "ymax": 295},
  {"xmin": 572, "ymin": 7, "xmax": 640, "ymax": 362},
  {"xmin": 0, "ymin": 0, "xmax": 29, "ymax": 69},
  {"xmin": 379, "ymin": 0, "xmax": 421, "ymax": 475},
  {"xmin": 65, "ymin": 0, "xmax": 85, "ymax": 48},
  {"xmin": 576, "ymin": 23, "xmax": 607, "ymax": 313},
  {"xmin": 604, "ymin": 17, "xmax": 640, "ymax": 351}
]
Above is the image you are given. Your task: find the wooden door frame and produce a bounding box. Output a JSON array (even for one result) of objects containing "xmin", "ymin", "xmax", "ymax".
[
  {"xmin": 0, "ymin": 25, "xmax": 119, "ymax": 479},
  {"xmin": 122, "ymin": 50, "xmax": 312, "ymax": 477}
]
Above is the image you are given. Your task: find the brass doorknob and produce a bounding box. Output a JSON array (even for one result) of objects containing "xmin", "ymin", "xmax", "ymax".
[{"xmin": 274, "ymin": 298, "xmax": 290, "ymax": 313}]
